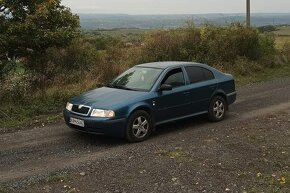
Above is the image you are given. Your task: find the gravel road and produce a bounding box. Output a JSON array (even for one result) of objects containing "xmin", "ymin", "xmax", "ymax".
[{"xmin": 1, "ymin": 78, "xmax": 290, "ymax": 193}]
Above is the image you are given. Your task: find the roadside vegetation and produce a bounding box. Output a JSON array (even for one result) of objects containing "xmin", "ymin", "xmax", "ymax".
[{"xmin": 1, "ymin": 2, "xmax": 290, "ymax": 129}]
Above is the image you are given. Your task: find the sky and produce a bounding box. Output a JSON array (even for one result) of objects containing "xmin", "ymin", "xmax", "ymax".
[{"xmin": 62, "ymin": 0, "xmax": 290, "ymax": 15}]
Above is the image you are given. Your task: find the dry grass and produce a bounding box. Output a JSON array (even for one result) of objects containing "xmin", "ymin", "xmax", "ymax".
[{"xmin": 275, "ymin": 36, "xmax": 290, "ymax": 49}]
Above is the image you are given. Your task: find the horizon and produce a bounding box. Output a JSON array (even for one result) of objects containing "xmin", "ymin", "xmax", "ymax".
[
  {"xmin": 62, "ymin": 0, "xmax": 290, "ymax": 15},
  {"xmin": 75, "ymin": 12, "xmax": 290, "ymax": 15}
]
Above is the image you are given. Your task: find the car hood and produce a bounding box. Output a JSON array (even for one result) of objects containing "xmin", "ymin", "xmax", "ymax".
[{"xmin": 70, "ymin": 87, "xmax": 149, "ymax": 109}]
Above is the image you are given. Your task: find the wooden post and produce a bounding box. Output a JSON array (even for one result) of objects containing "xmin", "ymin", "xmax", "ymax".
[{"xmin": 246, "ymin": 0, "xmax": 251, "ymax": 27}]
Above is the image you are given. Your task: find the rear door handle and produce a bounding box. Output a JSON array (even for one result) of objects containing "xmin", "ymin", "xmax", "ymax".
[{"xmin": 183, "ymin": 91, "xmax": 191, "ymax": 95}]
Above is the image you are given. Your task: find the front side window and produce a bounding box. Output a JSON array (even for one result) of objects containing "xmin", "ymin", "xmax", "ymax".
[
  {"xmin": 185, "ymin": 67, "xmax": 214, "ymax": 84},
  {"xmin": 161, "ymin": 68, "xmax": 185, "ymax": 88},
  {"xmin": 110, "ymin": 67, "xmax": 163, "ymax": 91}
]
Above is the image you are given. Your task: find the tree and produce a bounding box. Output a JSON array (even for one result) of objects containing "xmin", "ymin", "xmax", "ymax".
[{"xmin": 0, "ymin": 0, "xmax": 80, "ymax": 63}]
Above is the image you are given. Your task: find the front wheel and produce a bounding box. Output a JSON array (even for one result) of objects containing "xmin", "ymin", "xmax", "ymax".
[
  {"xmin": 126, "ymin": 110, "xmax": 153, "ymax": 143},
  {"xmin": 208, "ymin": 96, "xmax": 227, "ymax": 122}
]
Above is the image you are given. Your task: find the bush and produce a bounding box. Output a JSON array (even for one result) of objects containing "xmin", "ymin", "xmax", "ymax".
[
  {"xmin": 0, "ymin": 60, "xmax": 15, "ymax": 79},
  {"xmin": 281, "ymin": 43, "xmax": 290, "ymax": 64},
  {"xmin": 27, "ymin": 39, "xmax": 101, "ymax": 85},
  {"xmin": 139, "ymin": 23, "xmax": 276, "ymax": 68},
  {"xmin": 0, "ymin": 72, "xmax": 33, "ymax": 103},
  {"xmin": 230, "ymin": 57, "xmax": 263, "ymax": 76},
  {"xmin": 98, "ymin": 45, "xmax": 141, "ymax": 83},
  {"xmin": 139, "ymin": 27, "xmax": 201, "ymax": 63}
]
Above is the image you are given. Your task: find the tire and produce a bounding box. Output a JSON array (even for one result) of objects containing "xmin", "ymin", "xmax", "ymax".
[
  {"xmin": 126, "ymin": 110, "xmax": 153, "ymax": 143},
  {"xmin": 208, "ymin": 96, "xmax": 227, "ymax": 122}
]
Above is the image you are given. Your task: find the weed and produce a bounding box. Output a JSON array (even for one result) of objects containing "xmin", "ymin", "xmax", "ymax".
[
  {"xmin": 247, "ymin": 172, "xmax": 290, "ymax": 193},
  {"xmin": 0, "ymin": 185, "xmax": 8, "ymax": 193},
  {"xmin": 158, "ymin": 149, "xmax": 190, "ymax": 162},
  {"xmin": 47, "ymin": 173, "xmax": 71, "ymax": 183}
]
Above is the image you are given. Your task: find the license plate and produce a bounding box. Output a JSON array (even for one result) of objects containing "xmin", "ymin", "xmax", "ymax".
[{"xmin": 70, "ymin": 117, "xmax": 85, "ymax": 127}]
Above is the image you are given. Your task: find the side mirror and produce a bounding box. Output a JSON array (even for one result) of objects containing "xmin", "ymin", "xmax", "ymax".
[{"xmin": 159, "ymin": 84, "xmax": 173, "ymax": 92}]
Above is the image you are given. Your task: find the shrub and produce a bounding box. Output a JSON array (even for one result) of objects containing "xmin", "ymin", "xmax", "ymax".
[
  {"xmin": 97, "ymin": 45, "xmax": 141, "ymax": 83},
  {"xmin": 139, "ymin": 27, "xmax": 201, "ymax": 63},
  {"xmin": 27, "ymin": 38, "xmax": 101, "ymax": 85},
  {"xmin": 0, "ymin": 60, "xmax": 15, "ymax": 79},
  {"xmin": 199, "ymin": 23, "xmax": 275, "ymax": 64},
  {"xmin": 281, "ymin": 42, "xmax": 290, "ymax": 64},
  {"xmin": 139, "ymin": 23, "xmax": 276, "ymax": 68},
  {"xmin": 0, "ymin": 72, "xmax": 33, "ymax": 103},
  {"xmin": 230, "ymin": 57, "xmax": 263, "ymax": 76}
]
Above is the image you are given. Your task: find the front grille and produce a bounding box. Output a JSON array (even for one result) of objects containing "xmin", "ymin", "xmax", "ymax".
[{"xmin": 71, "ymin": 105, "xmax": 91, "ymax": 115}]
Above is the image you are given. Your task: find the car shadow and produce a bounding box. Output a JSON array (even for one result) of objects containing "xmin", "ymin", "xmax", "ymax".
[
  {"xmin": 152, "ymin": 111, "xmax": 236, "ymax": 138},
  {"xmin": 68, "ymin": 113, "xmax": 236, "ymax": 145},
  {"xmin": 153, "ymin": 115, "xmax": 208, "ymax": 137},
  {"xmin": 68, "ymin": 130, "xmax": 126, "ymax": 146}
]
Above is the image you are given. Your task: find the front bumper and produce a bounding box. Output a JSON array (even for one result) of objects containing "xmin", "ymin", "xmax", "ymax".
[{"xmin": 63, "ymin": 110, "xmax": 127, "ymax": 138}]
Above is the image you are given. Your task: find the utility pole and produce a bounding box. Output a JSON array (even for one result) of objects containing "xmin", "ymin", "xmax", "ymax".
[{"xmin": 246, "ymin": 0, "xmax": 251, "ymax": 27}]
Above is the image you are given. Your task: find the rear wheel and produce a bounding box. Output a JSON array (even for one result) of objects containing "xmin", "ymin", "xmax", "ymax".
[
  {"xmin": 208, "ymin": 96, "xmax": 227, "ymax": 122},
  {"xmin": 126, "ymin": 110, "xmax": 152, "ymax": 143}
]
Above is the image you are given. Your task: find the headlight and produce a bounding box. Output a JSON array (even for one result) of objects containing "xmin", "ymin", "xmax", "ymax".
[
  {"xmin": 66, "ymin": 102, "xmax": 73, "ymax": 111},
  {"xmin": 91, "ymin": 109, "xmax": 115, "ymax": 118}
]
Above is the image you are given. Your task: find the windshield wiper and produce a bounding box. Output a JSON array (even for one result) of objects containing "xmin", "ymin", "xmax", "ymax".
[{"xmin": 108, "ymin": 84, "xmax": 135, "ymax": 91}]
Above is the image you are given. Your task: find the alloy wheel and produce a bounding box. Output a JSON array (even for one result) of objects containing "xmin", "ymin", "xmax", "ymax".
[
  {"xmin": 213, "ymin": 100, "xmax": 225, "ymax": 119},
  {"xmin": 132, "ymin": 116, "xmax": 149, "ymax": 139}
]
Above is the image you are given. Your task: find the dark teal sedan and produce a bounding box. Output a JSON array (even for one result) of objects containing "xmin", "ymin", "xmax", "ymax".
[{"xmin": 64, "ymin": 62, "xmax": 236, "ymax": 142}]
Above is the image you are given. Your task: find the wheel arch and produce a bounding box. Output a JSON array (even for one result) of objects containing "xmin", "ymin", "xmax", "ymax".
[
  {"xmin": 127, "ymin": 103, "xmax": 154, "ymax": 123},
  {"xmin": 210, "ymin": 90, "xmax": 228, "ymax": 110}
]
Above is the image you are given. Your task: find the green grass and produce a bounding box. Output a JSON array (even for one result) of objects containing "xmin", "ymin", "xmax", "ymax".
[
  {"xmin": 0, "ymin": 185, "xmax": 8, "ymax": 193},
  {"xmin": 274, "ymin": 26, "xmax": 290, "ymax": 49},
  {"xmin": 235, "ymin": 64, "xmax": 290, "ymax": 86},
  {"xmin": 0, "ymin": 85, "xmax": 84, "ymax": 132},
  {"xmin": 15, "ymin": 62, "xmax": 25, "ymax": 73}
]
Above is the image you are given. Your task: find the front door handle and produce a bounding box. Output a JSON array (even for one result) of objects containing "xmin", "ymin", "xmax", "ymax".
[{"xmin": 183, "ymin": 91, "xmax": 191, "ymax": 95}]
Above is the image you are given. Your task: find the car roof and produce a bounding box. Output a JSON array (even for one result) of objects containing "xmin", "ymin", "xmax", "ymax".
[{"xmin": 136, "ymin": 61, "xmax": 208, "ymax": 69}]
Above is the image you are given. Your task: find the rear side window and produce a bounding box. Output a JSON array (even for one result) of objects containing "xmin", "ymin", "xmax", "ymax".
[{"xmin": 185, "ymin": 67, "xmax": 215, "ymax": 84}]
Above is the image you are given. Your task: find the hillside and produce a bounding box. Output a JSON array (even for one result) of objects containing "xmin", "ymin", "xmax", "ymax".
[{"xmin": 79, "ymin": 13, "xmax": 290, "ymax": 30}]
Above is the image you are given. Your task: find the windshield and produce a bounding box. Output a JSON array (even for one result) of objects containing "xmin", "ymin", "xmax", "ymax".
[{"xmin": 109, "ymin": 67, "xmax": 163, "ymax": 91}]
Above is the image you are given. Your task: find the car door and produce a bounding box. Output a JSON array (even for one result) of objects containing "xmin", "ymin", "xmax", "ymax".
[
  {"xmin": 154, "ymin": 67, "xmax": 191, "ymax": 123},
  {"xmin": 184, "ymin": 66, "xmax": 217, "ymax": 114}
]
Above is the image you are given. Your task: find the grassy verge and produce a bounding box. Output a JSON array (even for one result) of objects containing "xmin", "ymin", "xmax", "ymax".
[
  {"xmin": 0, "ymin": 64, "xmax": 290, "ymax": 132},
  {"xmin": 275, "ymin": 36, "xmax": 290, "ymax": 49},
  {"xmin": 0, "ymin": 185, "xmax": 8, "ymax": 193},
  {"xmin": 235, "ymin": 64, "xmax": 290, "ymax": 86},
  {"xmin": 0, "ymin": 84, "xmax": 88, "ymax": 132}
]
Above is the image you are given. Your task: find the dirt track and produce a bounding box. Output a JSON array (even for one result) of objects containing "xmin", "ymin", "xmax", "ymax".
[{"xmin": 1, "ymin": 78, "xmax": 290, "ymax": 193}]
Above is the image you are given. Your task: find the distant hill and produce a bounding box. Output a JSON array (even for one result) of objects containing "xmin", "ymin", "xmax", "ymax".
[{"xmin": 79, "ymin": 13, "xmax": 290, "ymax": 30}]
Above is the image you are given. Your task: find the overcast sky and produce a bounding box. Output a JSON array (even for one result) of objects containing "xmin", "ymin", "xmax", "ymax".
[{"xmin": 62, "ymin": 0, "xmax": 290, "ymax": 14}]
